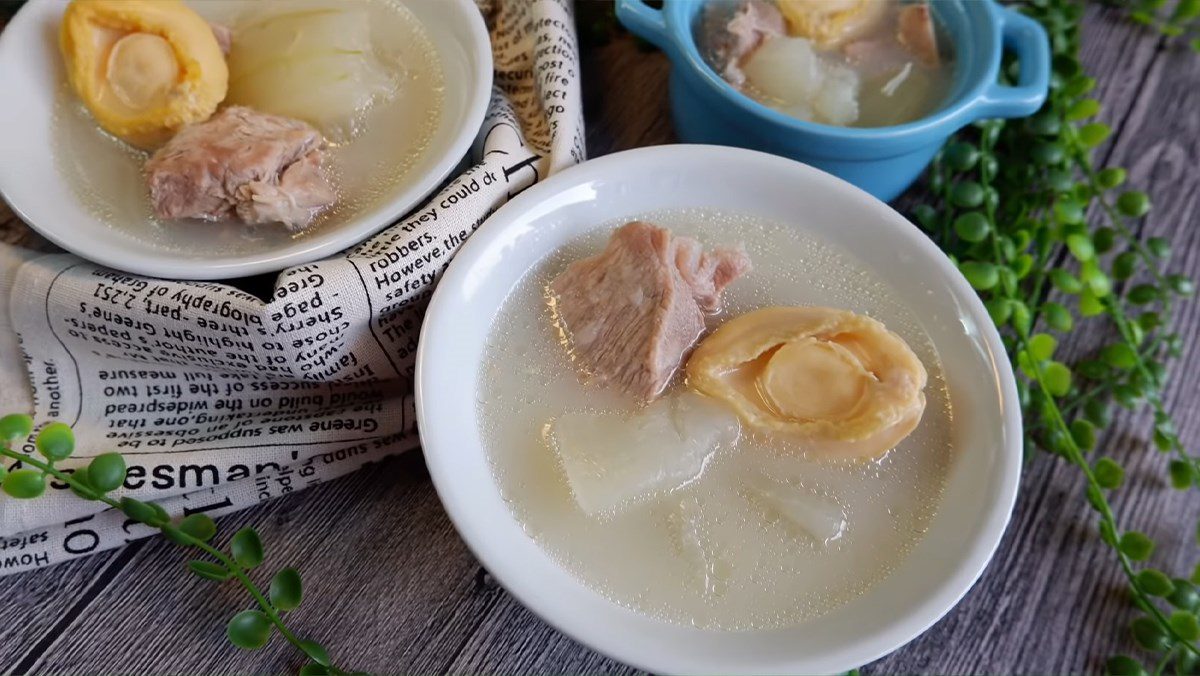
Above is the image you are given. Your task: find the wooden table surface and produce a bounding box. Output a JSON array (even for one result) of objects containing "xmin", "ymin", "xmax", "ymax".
[{"xmin": 2, "ymin": 4, "xmax": 1199, "ymax": 674}]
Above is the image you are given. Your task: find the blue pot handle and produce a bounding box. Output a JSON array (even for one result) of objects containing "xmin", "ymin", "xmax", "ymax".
[
  {"xmin": 616, "ymin": 0, "xmax": 676, "ymax": 57},
  {"xmin": 970, "ymin": 6, "xmax": 1051, "ymax": 120}
]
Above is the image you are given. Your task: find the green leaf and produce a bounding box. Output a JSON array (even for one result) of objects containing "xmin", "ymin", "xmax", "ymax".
[
  {"xmin": 1080, "ymin": 288, "xmax": 1105, "ymax": 317},
  {"xmin": 960, "ymin": 261, "xmax": 999, "ymax": 290},
  {"xmin": 1032, "ymin": 141, "xmax": 1065, "ymax": 166},
  {"xmin": 1097, "ymin": 167, "xmax": 1127, "ymax": 190},
  {"xmin": 147, "ymin": 502, "xmax": 168, "ymax": 522},
  {"xmin": 87, "ymin": 453, "xmax": 126, "ymax": 493},
  {"xmin": 1055, "ymin": 200, "xmax": 1085, "ymax": 225},
  {"xmin": 298, "ymin": 640, "xmax": 331, "ymax": 667},
  {"xmin": 1045, "ymin": 168, "xmax": 1074, "ymax": 193},
  {"xmin": 0, "ymin": 414, "xmax": 33, "ymax": 445},
  {"xmin": 1043, "ymin": 302, "xmax": 1073, "ymax": 332},
  {"xmin": 270, "ymin": 568, "xmax": 303, "ymax": 611},
  {"xmin": 1027, "ymin": 111, "xmax": 1061, "ymax": 136},
  {"xmin": 1119, "ymin": 532, "xmax": 1154, "ymax": 561},
  {"xmin": 1066, "ymin": 234, "xmax": 1095, "ymax": 260},
  {"xmin": 187, "ymin": 560, "xmax": 230, "ymax": 582},
  {"xmin": 1130, "ymin": 616, "xmax": 1169, "ymax": 652},
  {"xmin": 1173, "ymin": 0, "xmax": 1200, "ymax": 20},
  {"xmin": 1135, "ymin": 569, "xmax": 1174, "ymax": 596},
  {"xmin": 1111, "ymin": 252, "xmax": 1137, "ymax": 281},
  {"xmin": 1080, "ymin": 263, "xmax": 1111, "ymax": 297},
  {"xmin": 1012, "ymin": 254, "xmax": 1034, "ymax": 280},
  {"xmin": 1085, "ymin": 398, "xmax": 1111, "ymax": 428},
  {"xmin": 1063, "ymin": 74, "xmax": 1096, "ymax": 97},
  {"xmin": 1116, "ymin": 191, "xmax": 1151, "ymax": 218},
  {"xmin": 1170, "ymin": 610, "xmax": 1200, "ymax": 641},
  {"xmin": 912, "ymin": 204, "xmax": 938, "ymax": 230},
  {"xmin": 1027, "ymin": 333, "xmax": 1057, "ymax": 361},
  {"xmin": 1114, "ymin": 384, "xmax": 1141, "ymax": 409},
  {"xmin": 1168, "ymin": 273, "xmax": 1195, "ymax": 297},
  {"xmin": 1077, "ymin": 360, "xmax": 1109, "ymax": 380},
  {"xmin": 1169, "ymin": 460, "xmax": 1194, "ymax": 490},
  {"xmin": 1105, "ymin": 654, "xmax": 1145, "ymax": 676},
  {"xmin": 178, "ymin": 514, "xmax": 217, "ymax": 543},
  {"xmin": 953, "ymin": 212, "xmax": 990, "ymax": 242},
  {"xmin": 1178, "ymin": 649, "xmax": 1199, "ymax": 676},
  {"xmin": 950, "ymin": 181, "xmax": 985, "ymax": 208},
  {"xmin": 943, "ymin": 142, "xmax": 979, "ymax": 171},
  {"xmin": 227, "ymin": 610, "xmax": 273, "ymax": 650},
  {"xmin": 1100, "ymin": 344, "xmax": 1138, "ymax": 369},
  {"xmin": 1041, "ymin": 362, "xmax": 1073, "ymax": 397},
  {"xmin": 1093, "ymin": 458, "xmax": 1124, "ymax": 490},
  {"xmin": 985, "ymin": 298, "xmax": 1012, "ymax": 325},
  {"xmin": 1078, "ymin": 122, "xmax": 1112, "ymax": 148},
  {"xmin": 69, "ymin": 466, "xmax": 97, "ymax": 500},
  {"xmin": 1127, "ymin": 284, "xmax": 1160, "ymax": 305},
  {"xmin": 1066, "ymin": 98, "xmax": 1100, "ymax": 121},
  {"xmin": 299, "ymin": 666, "xmax": 331, "ymax": 676},
  {"xmin": 1147, "ymin": 236, "xmax": 1171, "ymax": 259},
  {"xmin": 35, "ymin": 423, "xmax": 74, "ymax": 462},
  {"xmin": 1010, "ymin": 301, "xmax": 1032, "ymax": 335},
  {"xmin": 2, "ymin": 469, "xmax": 46, "ymax": 499},
  {"xmin": 231, "ymin": 527, "xmax": 265, "ymax": 569},
  {"xmin": 1168, "ymin": 580, "xmax": 1200, "ymax": 611},
  {"xmin": 1093, "ymin": 227, "xmax": 1116, "ymax": 254},
  {"xmin": 120, "ymin": 497, "xmax": 166, "ymax": 526},
  {"xmin": 1050, "ymin": 269, "xmax": 1083, "ymax": 294},
  {"xmin": 1193, "ymin": 562, "xmax": 1200, "ymax": 586},
  {"xmin": 1070, "ymin": 420, "xmax": 1096, "ymax": 451},
  {"xmin": 1137, "ymin": 311, "xmax": 1161, "ymax": 333},
  {"xmin": 1154, "ymin": 428, "xmax": 1176, "ymax": 452}
]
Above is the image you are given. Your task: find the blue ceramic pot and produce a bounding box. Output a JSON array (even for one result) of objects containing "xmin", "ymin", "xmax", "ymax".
[{"xmin": 617, "ymin": 0, "xmax": 1051, "ymax": 201}]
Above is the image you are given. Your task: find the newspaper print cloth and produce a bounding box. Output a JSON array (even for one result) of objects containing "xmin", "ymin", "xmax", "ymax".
[{"xmin": 0, "ymin": 0, "xmax": 583, "ymax": 574}]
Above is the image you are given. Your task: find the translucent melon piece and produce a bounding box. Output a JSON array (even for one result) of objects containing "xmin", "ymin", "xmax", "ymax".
[
  {"xmin": 548, "ymin": 393, "xmax": 741, "ymax": 516},
  {"xmin": 743, "ymin": 37, "xmax": 860, "ymax": 126},
  {"xmin": 743, "ymin": 37, "xmax": 823, "ymax": 103},
  {"xmin": 812, "ymin": 64, "xmax": 860, "ymax": 125},
  {"xmin": 751, "ymin": 479, "xmax": 847, "ymax": 545},
  {"xmin": 227, "ymin": 2, "xmax": 399, "ymax": 142}
]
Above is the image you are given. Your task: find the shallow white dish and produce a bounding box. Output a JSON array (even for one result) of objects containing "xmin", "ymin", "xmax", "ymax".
[
  {"xmin": 0, "ymin": 0, "xmax": 491, "ymax": 280},
  {"xmin": 417, "ymin": 145, "xmax": 1022, "ymax": 674}
]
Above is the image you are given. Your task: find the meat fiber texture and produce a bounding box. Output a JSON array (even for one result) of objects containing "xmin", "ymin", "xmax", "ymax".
[
  {"xmin": 145, "ymin": 107, "xmax": 337, "ymax": 231},
  {"xmin": 0, "ymin": 0, "xmax": 584, "ymax": 573},
  {"xmin": 550, "ymin": 221, "xmax": 752, "ymax": 401},
  {"xmin": 703, "ymin": 0, "xmax": 786, "ymax": 86}
]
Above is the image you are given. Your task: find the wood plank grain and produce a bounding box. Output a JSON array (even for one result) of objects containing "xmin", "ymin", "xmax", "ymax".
[
  {"xmin": 26, "ymin": 454, "xmax": 498, "ymax": 674},
  {"xmin": 0, "ymin": 548, "xmax": 130, "ymax": 673}
]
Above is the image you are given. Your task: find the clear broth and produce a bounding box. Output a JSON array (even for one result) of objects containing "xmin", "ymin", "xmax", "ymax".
[
  {"xmin": 700, "ymin": 0, "xmax": 956, "ymax": 128},
  {"xmin": 478, "ymin": 209, "xmax": 955, "ymax": 630}
]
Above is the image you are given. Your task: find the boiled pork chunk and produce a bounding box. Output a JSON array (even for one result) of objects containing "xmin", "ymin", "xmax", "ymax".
[
  {"xmin": 710, "ymin": 0, "xmax": 786, "ymax": 86},
  {"xmin": 550, "ymin": 221, "xmax": 752, "ymax": 401},
  {"xmin": 897, "ymin": 3, "xmax": 940, "ymax": 67},
  {"xmin": 145, "ymin": 106, "xmax": 336, "ymax": 231}
]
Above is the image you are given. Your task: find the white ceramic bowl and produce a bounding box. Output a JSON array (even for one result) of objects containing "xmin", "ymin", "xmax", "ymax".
[
  {"xmin": 0, "ymin": 0, "xmax": 490, "ymax": 280},
  {"xmin": 416, "ymin": 145, "xmax": 1021, "ymax": 674}
]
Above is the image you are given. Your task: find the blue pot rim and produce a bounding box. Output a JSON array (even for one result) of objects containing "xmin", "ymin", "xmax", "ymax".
[{"xmin": 639, "ymin": 0, "xmax": 1041, "ymax": 142}]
